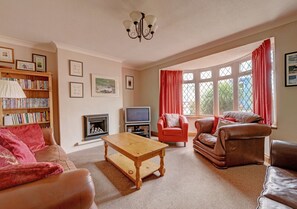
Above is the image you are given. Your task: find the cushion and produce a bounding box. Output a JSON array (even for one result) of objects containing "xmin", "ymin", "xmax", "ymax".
[
  {"xmin": 0, "ymin": 129, "xmax": 36, "ymax": 163},
  {"xmin": 223, "ymin": 111, "xmax": 263, "ymax": 123},
  {"xmin": 0, "ymin": 145, "xmax": 19, "ymax": 167},
  {"xmin": 163, "ymin": 128, "xmax": 183, "ymax": 136},
  {"xmin": 6, "ymin": 124, "xmax": 46, "ymax": 152},
  {"xmin": 0, "ymin": 162, "xmax": 63, "ymax": 191},
  {"xmin": 211, "ymin": 116, "xmax": 236, "ymax": 134},
  {"xmin": 165, "ymin": 114, "xmax": 180, "ymax": 127},
  {"xmin": 198, "ymin": 133, "xmax": 217, "ymax": 148},
  {"xmin": 213, "ymin": 118, "xmax": 238, "ymax": 137}
]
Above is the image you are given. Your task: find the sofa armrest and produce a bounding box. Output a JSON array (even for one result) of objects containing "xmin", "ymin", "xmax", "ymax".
[
  {"xmin": 194, "ymin": 118, "xmax": 213, "ymax": 136},
  {"xmin": 270, "ymin": 140, "xmax": 297, "ymax": 171},
  {"xmin": 0, "ymin": 169, "xmax": 95, "ymax": 209},
  {"xmin": 42, "ymin": 128, "xmax": 57, "ymax": 145},
  {"xmin": 219, "ymin": 123, "xmax": 271, "ymax": 140},
  {"xmin": 179, "ymin": 115, "xmax": 188, "ymax": 130}
]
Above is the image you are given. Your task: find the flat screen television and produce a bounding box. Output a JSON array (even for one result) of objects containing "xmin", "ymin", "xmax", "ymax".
[{"xmin": 125, "ymin": 106, "xmax": 151, "ymax": 124}]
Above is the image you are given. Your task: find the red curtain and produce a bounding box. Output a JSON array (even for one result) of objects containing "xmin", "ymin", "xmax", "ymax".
[
  {"xmin": 159, "ymin": 70, "xmax": 183, "ymax": 116},
  {"xmin": 252, "ymin": 39, "xmax": 272, "ymax": 125}
]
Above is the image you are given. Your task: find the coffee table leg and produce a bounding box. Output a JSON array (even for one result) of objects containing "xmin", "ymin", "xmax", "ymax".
[
  {"xmin": 104, "ymin": 142, "xmax": 108, "ymax": 161},
  {"xmin": 134, "ymin": 161, "xmax": 142, "ymax": 189},
  {"xmin": 159, "ymin": 149, "xmax": 166, "ymax": 176}
]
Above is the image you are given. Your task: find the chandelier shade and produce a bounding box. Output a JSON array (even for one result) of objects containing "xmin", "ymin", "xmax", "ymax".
[{"xmin": 123, "ymin": 11, "xmax": 158, "ymax": 42}]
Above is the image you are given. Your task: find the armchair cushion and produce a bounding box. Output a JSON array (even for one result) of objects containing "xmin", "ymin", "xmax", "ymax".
[
  {"xmin": 0, "ymin": 162, "xmax": 63, "ymax": 191},
  {"xmin": 163, "ymin": 128, "xmax": 183, "ymax": 136},
  {"xmin": 0, "ymin": 129, "xmax": 36, "ymax": 164},
  {"xmin": 165, "ymin": 113, "xmax": 180, "ymax": 127}
]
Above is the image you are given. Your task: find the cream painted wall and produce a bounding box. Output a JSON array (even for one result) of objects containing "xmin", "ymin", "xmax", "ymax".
[
  {"xmin": 122, "ymin": 67, "xmax": 141, "ymax": 107},
  {"xmin": 0, "ymin": 41, "xmax": 60, "ymax": 142},
  {"xmin": 139, "ymin": 20, "xmax": 297, "ymax": 144},
  {"xmin": 57, "ymin": 48, "xmax": 122, "ymax": 153}
]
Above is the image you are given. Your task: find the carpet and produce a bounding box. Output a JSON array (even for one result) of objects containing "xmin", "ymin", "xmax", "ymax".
[{"xmin": 68, "ymin": 138, "xmax": 266, "ymax": 209}]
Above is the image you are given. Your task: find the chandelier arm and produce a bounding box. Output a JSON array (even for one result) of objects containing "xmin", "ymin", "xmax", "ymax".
[
  {"xmin": 127, "ymin": 32, "xmax": 139, "ymax": 39},
  {"xmin": 143, "ymin": 33, "xmax": 154, "ymax": 40}
]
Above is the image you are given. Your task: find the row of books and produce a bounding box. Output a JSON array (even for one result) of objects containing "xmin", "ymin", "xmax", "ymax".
[
  {"xmin": 2, "ymin": 78, "xmax": 49, "ymax": 90},
  {"xmin": 3, "ymin": 112, "xmax": 50, "ymax": 125},
  {"xmin": 2, "ymin": 98, "xmax": 49, "ymax": 109}
]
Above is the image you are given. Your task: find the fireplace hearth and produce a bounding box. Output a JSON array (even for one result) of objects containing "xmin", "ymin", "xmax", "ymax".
[{"xmin": 84, "ymin": 114, "xmax": 109, "ymax": 141}]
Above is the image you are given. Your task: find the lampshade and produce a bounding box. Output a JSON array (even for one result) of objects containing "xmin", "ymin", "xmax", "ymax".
[
  {"xmin": 130, "ymin": 11, "xmax": 142, "ymax": 23},
  {"xmin": 144, "ymin": 15, "xmax": 157, "ymax": 27},
  {"xmin": 123, "ymin": 20, "xmax": 132, "ymax": 31},
  {"xmin": 0, "ymin": 80, "xmax": 26, "ymax": 98}
]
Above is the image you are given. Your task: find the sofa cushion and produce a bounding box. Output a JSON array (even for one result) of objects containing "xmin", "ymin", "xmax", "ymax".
[
  {"xmin": 163, "ymin": 127, "xmax": 182, "ymax": 136},
  {"xmin": 7, "ymin": 124, "xmax": 46, "ymax": 152},
  {"xmin": 0, "ymin": 129, "xmax": 36, "ymax": 163},
  {"xmin": 213, "ymin": 118, "xmax": 238, "ymax": 137},
  {"xmin": 198, "ymin": 133, "xmax": 217, "ymax": 148},
  {"xmin": 165, "ymin": 114, "xmax": 180, "ymax": 127},
  {"xmin": 262, "ymin": 166, "xmax": 297, "ymax": 209},
  {"xmin": 0, "ymin": 162, "xmax": 63, "ymax": 191},
  {"xmin": 211, "ymin": 116, "xmax": 236, "ymax": 134},
  {"xmin": 0, "ymin": 145, "xmax": 19, "ymax": 167},
  {"xmin": 257, "ymin": 196, "xmax": 293, "ymax": 209},
  {"xmin": 223, "ymin": 111, "xmax": 263, "ymax": 123}
]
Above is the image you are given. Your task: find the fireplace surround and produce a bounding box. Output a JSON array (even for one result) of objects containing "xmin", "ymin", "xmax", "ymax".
[{"xmin": 84, "ymin": 114, "xmax": 109, "ymax": 141}]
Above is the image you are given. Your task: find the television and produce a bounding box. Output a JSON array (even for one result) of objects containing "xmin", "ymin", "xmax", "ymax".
[{"xmin": 125, "ymin": 106, "xmax": 151, "ymax": 124}]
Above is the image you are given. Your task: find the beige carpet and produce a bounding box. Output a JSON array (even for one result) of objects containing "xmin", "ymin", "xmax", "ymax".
[{"xmin": 68, "ymin": 138, "xmax": 266, "ymax": 209}]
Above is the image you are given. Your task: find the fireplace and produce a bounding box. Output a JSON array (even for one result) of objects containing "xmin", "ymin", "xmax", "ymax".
[{"xmin": 84, "ymin": 114, "xmax": 109, "ymax": 141}]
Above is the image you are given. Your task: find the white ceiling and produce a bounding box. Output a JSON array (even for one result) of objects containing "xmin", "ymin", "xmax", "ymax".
[{"xmin": 0, "ymin": 0, "xmax": 297, "ymax": 70}]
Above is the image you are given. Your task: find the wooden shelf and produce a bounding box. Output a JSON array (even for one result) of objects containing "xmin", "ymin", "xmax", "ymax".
[
  {"xmin": 0, "ymin": 68, "xmax": 53, "ymax": 129},
  {"xmin": 3, "ymin": 121, "xmax": 50, "ymax": 127},
  {"xmin": 23, "ymin": 89, "xmax": 49, "ymax": 92},
  {"xmin": 107, "ymin": 153, "xmax": 159, "ymax": 183}
]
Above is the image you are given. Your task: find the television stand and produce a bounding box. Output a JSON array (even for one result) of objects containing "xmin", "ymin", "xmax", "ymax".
[{"xmin": 125, "ymin": 123, "xmax": 151, "ymax": 138}]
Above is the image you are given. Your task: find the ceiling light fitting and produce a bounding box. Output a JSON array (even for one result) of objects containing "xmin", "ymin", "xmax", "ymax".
[{"xmin": 123, "ymin": 11, "xmax": 158, "ymax": 42}]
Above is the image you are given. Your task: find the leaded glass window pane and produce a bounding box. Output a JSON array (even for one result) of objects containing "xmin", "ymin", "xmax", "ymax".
[
  {"xmin": 182, "ymin": 83, "xmax": 196, "ymax": 115},
  {"xmin": 219, "ymin": 66, "xmax": 232, "ymax": 77},
  {"xmin": 240, "ymin": 60, "xmax": 252, "ymax": 72},
  {"xmin": 183, "ymin": 73, "xmax": 194, "ymax": 81},
  {"xmin": 200, "ymin": 71, "xmax": 212, "ymax": 80},
  {"xmin": 238, "ymin": 75, "xmax": 253, "ymax": 112},
  {"xmin": 218, "ymin": 79, "xmax": 234, "ymax": 115},
  {"xmin": 199, "ymin": 82, "xmax": 213, "ymax": 115}
]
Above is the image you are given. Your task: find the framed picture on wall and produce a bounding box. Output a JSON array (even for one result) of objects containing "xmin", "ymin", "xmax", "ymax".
[
  {"xmin": 285, "ymin": 51, "xmax": 297, "ymax": 87},
  {"xmin": 32, "ymin": 54, "xmax": 47, "ymax": 72},
  {"xmin": 16, "ymin": 60, "xmax": 36, "ymax": 71},
  {"xmin": 91, "ymin": 74, "xmax": 119, "ymax": 97},
  {"xmin": 70, "ymin": 82, "xmax": 84, "ymax": 98},
  {"xmin": 69, "ymin": 60, "xmax": 83, "ymax": 77},
  {"xmin": 0, "ymin": 46, "xmax": 14, "ymax": 63},
  {"xmin": 125, "ymin": 75, "xmax": 134, "ymax": 90}
]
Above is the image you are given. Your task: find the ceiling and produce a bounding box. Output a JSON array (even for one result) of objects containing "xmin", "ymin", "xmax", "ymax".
[{"xmin": 1, "ymin": 0, "xmax": 297, "ymax": 70}]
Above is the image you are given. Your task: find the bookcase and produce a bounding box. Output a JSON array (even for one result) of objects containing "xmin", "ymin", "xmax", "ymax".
[{"xmin": 0, "ymin": 68, "xmax": 53, "ymax": 129}]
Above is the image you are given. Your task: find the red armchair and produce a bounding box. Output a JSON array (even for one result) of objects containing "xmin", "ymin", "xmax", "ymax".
[{"xmin": 157, "ymin": 114, "xmax": 189, "ymax": 147}]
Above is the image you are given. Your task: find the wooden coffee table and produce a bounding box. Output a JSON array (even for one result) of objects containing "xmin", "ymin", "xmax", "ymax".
[{"xmin": 102, "ymin": 132, "xmax": 168, "ymax": 189}]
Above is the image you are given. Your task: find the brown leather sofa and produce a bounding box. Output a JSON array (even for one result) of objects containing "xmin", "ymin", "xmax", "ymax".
[
  {"xmin": 257, "ymin": 140, "xmax": 297, "ymax": 209},
  {"xmin": 193, "ymin": 111, "xmax": 271, "ymax": 168},
  {"xmin": 0, "ymin": 128, "xmax": 98, "ymax": 209}
]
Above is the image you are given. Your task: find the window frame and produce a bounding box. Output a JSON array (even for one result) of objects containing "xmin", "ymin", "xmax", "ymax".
[{"xmin": 182, "ymin": 57, "xmax": 253, "ymax": 116}]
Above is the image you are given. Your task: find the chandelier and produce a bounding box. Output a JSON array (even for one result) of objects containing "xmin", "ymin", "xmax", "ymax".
[{"xmin": 123, "ymin": 11, "xmax": 158, "ymax": 42}]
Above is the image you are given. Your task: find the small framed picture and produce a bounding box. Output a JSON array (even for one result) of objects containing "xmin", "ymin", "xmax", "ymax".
[
  {"xmin": 16, "ymin": 60, "xmax": 36, "ymax": 71},
  {"xmin": 0, "ymin": 46, "xmax": 14, "ymax": 63},
  {"xmin": 125, "ymin": 75, "xmax": 134, "ymax": 90},
  {"xmin": 32, "ymin": 54, "xmax": 47, "ymax": 72},
  {"xmin": 285, "ymin": 51, "xmax": 297, "ymax": 87},
  {"xmin": 70, "ymin": 82, "xmax": 84, "ymax": 98},
  {"xmin": 69, "ymin": 60, "xmax": 83, "ymax": 77}
]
